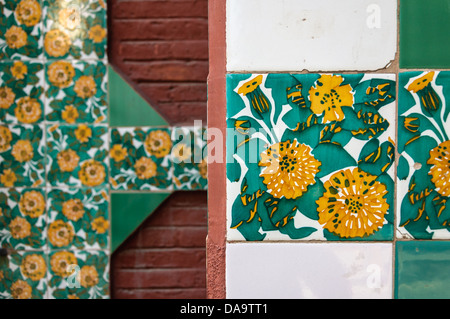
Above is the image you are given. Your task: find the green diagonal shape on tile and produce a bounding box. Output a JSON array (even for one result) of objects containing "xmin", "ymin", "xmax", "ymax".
[
  {"xmin": 111, "ymin": 192, "xmax": 172, "ymax": 252},
  {"xmin": 108, "ymin": 65, "xmax": 169, "ymax": 127}
]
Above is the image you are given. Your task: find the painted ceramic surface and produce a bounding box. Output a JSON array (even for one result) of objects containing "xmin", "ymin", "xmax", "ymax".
[
  {"xmin": 397, "ymin": 71, "xmax": 450, "ymax": 239},
  {"xmin": 0, "ymin": 0, "xmax": 43, "ymax": 60},
  {"xmin": 109, "ymin": 127, "xmax": 173, "ymax": 190},
  {"xmin": 227, "ymin": 73, "xmax": 396, "ymax": 241},
  {"xmin": 0, "ymin": 188, "xmax": 46, "ymax": 250},
  {"xmin": 0, "ymin": 124, "xmax": 46, "ymax": 188},
  {"xmin": 0, "ymin": 61, "xmax": 44, "ymax": 124},
  {"xmin": 45, "ymin": 60, "xmax": 107, "ymax": 124},
  {"xmin": 43, "ymin": 0, "xmax": 107, "ymax": 60}
]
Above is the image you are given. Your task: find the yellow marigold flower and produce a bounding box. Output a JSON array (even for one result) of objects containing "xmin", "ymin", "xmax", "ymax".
[
  {"xmin": 91, "ymin": 216, "xmax": 109, "ymax": 234},
  {"xmin": 74, "ymin": 124, "xmax": 92, "ymax": 143},
  {"xmin": 78, "ymin": 159, "xmax": 106, "ymax": 187},
  {"xmin": 57, "ymin": 149, "xmax": 80, "ymax": 172},
  {"xmin": 145, "ymin": 130, "xmax": 172, "ymax": 158},
  {"xmin": 62, "ymin": 199, "xmax": 85, "ymax": 222},
  {"xmin": 134, "ymin": 157, "xmax": 157, "ymax": 180},
  {"xmin": 19, "ymin": 190, "xmax": 45, "ymax": 218},
  {"xmin": 48, "ymin": 220, "xmax": 75, "ymax": 247},
  {"xmin": 73, "ymin": 75, "xmax": 97, "ymax": 99},
  {"xmin": 1, "ymin": 169, "xmax": 17, "ymax": 187},
  {"xmin": 110, "ymin": 144, "xmax": 127, "ymax": 162},
  {"xmin": 9, "ymin": 216, "xmax": 31, "ymax": 239},
  {"xmin": 61, "ymin": 105, "xmax": 79, "ymax": 123},
  {"xmin": 0, "ymin": 86, "xmax": 16, "ymax": 109},
  {"xmin": 0, "ymin": 126, "xmax": 13, "ymax": 152},
  {"xmin": 79, "ymin": 265, "xmax": 99, "ymax": 288},
  {"xmin": 58, "ymin": 7, "xmax": 81, "ymax": 30},
  {"xmin": 5, "ymin": 26, "xmax": 27, "ymax": 49},
  {"xmin": 198, "ymin": 157, "xmax": 207, "ymax": 179},
  {"xmin": 407, "ymin": 72, "xmax": 440, "ymax": 113},
  {"xmin": 44, "ymin": 29, "xmax": 71, "ymax": 57},
  {"xmin": 10, "ymin": 61, "xmax": 28, "ymax": 80},
  {"xmin": 11, "ymin": 280, "xmax": 32, "ymax": 299},
  {"xmin": 237, "ymin": 75, "xmax": 271, "ymax": 116},
  {"xmin": 172, "ymin": 143, "xmax": 192, "ymax": 163},
  {"xmin": 427, "ymin": 140, "xmax": 450, "ymax": 197},
  {"xmin": 88, "ymin": 25, "xmax": 106, "ymax": 43},
  {"xmin": 317, "ymin": 168, "xmax": 389, "ymax": 238},
  {"xmin": 259, "ymin": 140, "xmax": 321, "ymax": 200},
  {"xmin": 47, "ymin": 61, "xmax": 75, "ymax": 88},
  {"xmin": 50, "ymin": 251, "xmax": 77, "ymax": 277},
  {"xmin": 14, "ymin": 96, "xmax": 42, "ymax": 124},
  {"xmin": 20, "ymin": 254, "xmax": 47, "ymax": 281},
  {"xmin": 309, "ymin": 74, "xmax": 354, "ymax": 123},
  {"xmin": 11, "ymin": 140, "xmax": 34, "ymax": 163},
  {"xmin": 15, "ymin": 0, "xmax": 41, "ymax": 27}
]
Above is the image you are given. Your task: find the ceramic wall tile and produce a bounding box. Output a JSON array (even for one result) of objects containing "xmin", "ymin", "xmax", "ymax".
[
  {"xmin": 397, "ymin": 71, "xmax": 450, "ymax": 239},
  {"xmin": 226, "ymin": 242, "xmax": 393, "ymax": 299},
  {"xmin": 109, "ymin": 127, "xmax": 173, "ymax": 191},
  {"xmin": 227, "ymin": 73, "xmax": 396, "ymax": 241},
  {"xmin": 46, "ymin": 124, "xmax": 108, "ymax": 188},
  {"xmin": 0, "ymin": 0, "xmax": 43, "ymax": 60},
  {"xmin": 45, "ymin": 60, "xmax": 108, "ymax": 124}
]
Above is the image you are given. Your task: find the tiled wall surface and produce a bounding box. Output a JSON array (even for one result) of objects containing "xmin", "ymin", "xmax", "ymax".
[{"xmin": 225, "ymin": 0, "xmax": 450, "ymax": 298}]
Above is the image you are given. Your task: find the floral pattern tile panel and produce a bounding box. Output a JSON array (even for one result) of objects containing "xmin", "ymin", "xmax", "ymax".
[
  {"xmin": 46, "ymin": 124, "xmax": 108, "ymax": 188},
  {"xmin": 172, "ymin": 126, "xmax": 207, "ymax": 190},
  {"xmin": 0, "ymin": 0, "xmax": 43, "ymax": 60},
  {"xmin": 43, "ymin": 0, "xmax": 107, "ymax": 60},
  {"xmin": 0, "ymin": 61, "xmax": 44, "ymax": 124},
  {"xmin": 397, "ymin": 71, "xmax": 450, "ymax": 239},
  {"xmin": 226, "ymin": 73, "xmax": 396, "ymax": 241},
  {"xmin": 0, "ymin": 124, "xmax": 46, "ymax": 188},
  {"xmin": 45, "ymin": 60, "xmax": 107, "ymax": 124},
  {"xmin": 110, "ymin": 127, "xmax": 173, "ymax": 191}
]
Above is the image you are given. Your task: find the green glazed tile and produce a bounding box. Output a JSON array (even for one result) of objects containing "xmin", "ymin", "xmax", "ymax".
[
  {"xmin": 397, "ymin": 71, "xmax": 450, "ymax": 239},
  {"xmin": 396, "ymin": 241, "xmax": 450, "ymax": 299},
  {"xmin": 400, "ymin": 0, "xmax": 450, "ymax": 68}
]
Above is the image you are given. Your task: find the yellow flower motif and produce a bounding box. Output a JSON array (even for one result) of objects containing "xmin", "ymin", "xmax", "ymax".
[
  {"xmin": 5, "ymin": 26, "xmax": 27, "ymax": 49},
  {"xmin": 91, "ymin": 216, "xmax": 109, "ymax": 234},
  {"xmin": 11, "ymin": 280, "xmax": 32, "ymax": 299},
  {"xmin": 48, "ymin": 220, "xmax": 75, "ymax": 247},
  {"xmin": 134, "ymin": 157, "xmax": 157, "ymax": 180},
  {"xmin": 407, "ymin": 72, "xmax": 440, "ymax": 113},
  {"xmin": 172, "ymin": 143, "xmax": 192, "ymax": 163},
  {"xmin": 19, "ymin": 190, "xmax": 45, "ymax": 218},
  {"xmin": 79, "ymin": 265, "xmax": 99, "ymax": 288},
  {"xmin": 11, "ymin": 140, "xmax": 34, "ymax": 163},
  {"xmin": 198, "ymin": 157, "xmax": 207, "ymax": 179},
  {"xmin": 58, "ymin": 7, "xmax": 81, "ymax": 30},
  {"xmin": 1, "ymin": 169, "xmax": 17, "ymax": 187},
  {"xmin": 47, "ymin": 61, "xmax": 75, "ymax": 88},
  {"xmin": 57, "ymin": 149, "xmax": 80, "ymax": 172},
  {"xmin": 0, "ymin": 126, "xmax": 13, "ymax": 152},
  {"xmin": 50, "ymin": 251, "xmax": 77, "ymax": 277},
  {"xmin": 10, "ymin": 61, "xmax": 28, "ymax": 80},
  {"xmin": 9, "ymin": 216, "xmax": 31, "ymax": 239},
  {"xmin": 427, "ymin": 141, "xmax": 450, "ymax": 197},
  {"xmin": 20, "ymin": 254, "xmax": 47, "ymax": 281},
  {"xmin": 0, "ymin": 86, "xmax": 16, "ymax": 109},
  {"xmin": 145, "ymin": 130, "xmax": 172, "ymax": 158},
  {"xmin": 110, "ymin": 144, "xmax": 127, "ymax": 162},
  {"xmin": 408, "ymin": 72, "xmax": 435, "ymax": 93},
  {"xmin": 68, "ymin": 294, "xmax": 80, "ymax": 299},
  {"xmin": 88, "ymin": 25, "xmax": 106, "ymax": 43},
  {"xmin": 78, "ymin": 159, "xmax": 106, "ymax": 187},
  {"xmin": 61, "ymin": 105, "xmax": 79, "ymax": 123},
  {"xmin": 62, "ymin": 199, "xmax": 85, "ymax": 222},
  {"xmin": 74, "ymin": 124, "xmax": 92, "ymax": 143},
  {"xmin": 14, "ymin": 96, "xmax": 42, "ymax": 124},
  {"xmin": 74, "ymin": 75, "xmax": 97, "ymax": 99},
  {"xmin": 259, "ymin": 140, "xmax": 321, "ymax": 200},
  {"xmin": 317, "ymin": 168, "xmax": 389, "ymax": 238},
  {"xmin": 44, "ymin": 29, "xmax": 71, "ymax": 57},
  {"xmin": 237, "ymin": 75, "xmax": 271, "ymax": 116},
  {"xmin": 309, "ymin": 74, "xmax": 354, "ymax": 123},
  {"xmin": 15, "ymin": 0, "xmax": 41, "ymax": 27}
]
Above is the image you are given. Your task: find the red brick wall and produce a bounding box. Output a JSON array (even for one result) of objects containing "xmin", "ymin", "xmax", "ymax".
[{"xmin": 108, "ymin": 0, "xmax": 208, "ymax": 299}]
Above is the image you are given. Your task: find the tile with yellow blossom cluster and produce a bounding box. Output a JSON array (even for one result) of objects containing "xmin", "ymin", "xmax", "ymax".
[
  {"xmin": 46, "ymin": 124, "xmax": 108, "ymax": 187},
  {"xmin": 45, "ymin": 60, "xmax": 107, "ymax": 124},
  {"xmin": 42, "ymin": 0, "xmax": 107, "ymax": 60}
]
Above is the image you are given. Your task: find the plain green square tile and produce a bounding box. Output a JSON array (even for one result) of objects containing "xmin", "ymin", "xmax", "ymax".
[
  {"xmin": 400, "ymin": 0, "xmax": 450, "ymax": 68},
  {"xmin": 396, "ymin": 241, "xmax": 450, "ymax": 299}
]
